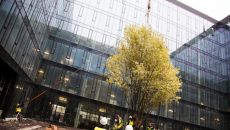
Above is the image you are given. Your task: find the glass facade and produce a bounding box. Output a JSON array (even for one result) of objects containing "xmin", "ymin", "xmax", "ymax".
[
  {"xmin": 47, "ymin": 0, "xmax": 215, "ymax": 53},
  {"xmin": 0, "ymin": 0, "xmax": 230, "ymax": 130},
  {"xmin": 0, "ymin": 0, "xmax": 56, "ymax": 79},
  {"xmin": 170, "ymin": 23, "xmax": 230, "ymax": 130}
]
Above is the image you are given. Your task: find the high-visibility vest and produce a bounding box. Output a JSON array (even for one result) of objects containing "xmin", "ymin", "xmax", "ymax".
[
  {"xmin": 117, "ymin": 119, "xmax": 123, "ymax": 128},
  {"xmin": 113, "ymin": 120, "xmax": 123, "ymax": 130},
  {"xmin": 16, "ymin": 107, "xmax": 21, "ymax": 113},
  {"xmin": 94, "ymin": 127, "xmax": 105, "ymax": 130},
  {"xmin": 147, "ymin": 126, "xmax": 152, "ymax": 130},
  {"xmin": 128, "ymin": 120, "xmax": 134, "ymax": 126}
]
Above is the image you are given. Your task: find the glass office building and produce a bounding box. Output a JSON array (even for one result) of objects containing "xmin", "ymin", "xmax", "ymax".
[
  {"xmin": 44, "ymin": 0, "xmax": 216, "ymax": 53},
  {"xmin": 0, "ymin": 0, "xmax": 56, "ymax": 118},
  {"xmin": 170, "ymin": 22, "xmax": 230, "ymax": 129},
  {"xmin": 0, "ymin": 0, "xmax": 229, "ymax": 130}
]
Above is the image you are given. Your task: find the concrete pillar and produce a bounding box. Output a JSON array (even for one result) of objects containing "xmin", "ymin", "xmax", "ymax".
[
  {"xmin": 74, "ymin": 103, "xmax": 82, "ymax": 128},
  {"xmin": 197, "ymin": 39, "xmax": 201, "ymax": 125}
]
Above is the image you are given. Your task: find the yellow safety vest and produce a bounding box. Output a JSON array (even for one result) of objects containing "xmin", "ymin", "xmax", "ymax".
[
  {"xmin": 113, "ymin": 120, "xmax": 123, "ymax": 130},
  {"xmin": 147, "ymin": 126, "xmax": 152, "ymax": 130},
  {"xmin": 128, "ymin": 120, "xmax": 134, "ymax": 126},
  {"xmin": 16, "ymin": 107, "xmax": 21, "ymax": 113},
  {"xmin": 94, "ymin": 127, "xmax": 105, "ymax": 130}
]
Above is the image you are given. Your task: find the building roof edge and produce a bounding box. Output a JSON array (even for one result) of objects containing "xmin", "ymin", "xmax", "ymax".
[{"xmin": 166, "ymin": 0, "xmax": 218, "ymax": 23}]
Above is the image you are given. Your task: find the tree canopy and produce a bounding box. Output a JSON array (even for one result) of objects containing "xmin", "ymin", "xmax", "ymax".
[{"xmin": 106, "ymin": 25, "xmax": 181, "ymax": 120}]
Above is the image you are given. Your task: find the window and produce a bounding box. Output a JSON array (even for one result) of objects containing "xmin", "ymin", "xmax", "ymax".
[
  {"xmin": 105, "ymin": 16, "xmax": 110, "ymax": 27},
  {"xmin": 109, "ymin": 0, "xmax": 114, "ymax": 9},
  {"xmin": 66, "ymin": 46, "xmax": 72, "ymax": 59},
  {"xmin": 98, "ymin": 81, "xmax": 108, "ymax": 102},
  {"xmin": 73, "ymin": 24, "xmax": 79, "ymax": 34},
  {"xmin": 64, "ymin": 0, "xmax": 70, "ymax": 12},
  {"xmin": 121, "ymin": 4, "xmax": 126, "ymax": 14},
  {"xmin": 73, "ymin": 49, "xmax": 85, "ymax": 68},
  {"xmin": 0, "ymin": 1, "xmax": 16, "ymax": 32},
  {"xmin": 89, "ymin": 54, "xmax": 99, "ymax": 72},
  {"xmin": 102, "ymin": 34, "xmax": 107, "ymax": 44},
  {"xmin": 134, "ymin": 9, "xmax": 137, "ymax": 18},
  {"xmin": 78, "ymin": 6, "xmax": 84, "ymax": 17},
  {"xmin": 97, "ymin": 56, "xmax": 102, "ymax": 69},
  {"xmin": 50, "ymin": 40, "xmax": 57, "ymax": 54},
  {"xmin": 92, "ymin": 11, "xmax": 97, "ymax": 22},
  {"xmin": 87, "ymin": 29, "xmax": 93, "ymax": 40},
  {"xmin": 57, "ymin": 20, "xmax": 64, "ymax": 31}
]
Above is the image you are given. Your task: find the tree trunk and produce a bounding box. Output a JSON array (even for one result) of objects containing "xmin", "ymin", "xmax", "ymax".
[{"xmin": 156, "ymin": 103, "xmax": 161, "ymax": 129}]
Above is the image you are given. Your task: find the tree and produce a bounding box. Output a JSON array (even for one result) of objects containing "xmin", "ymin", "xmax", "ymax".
[{"xmin": 106, "ymin": 26, "xmax": 181, "ymax": 128}]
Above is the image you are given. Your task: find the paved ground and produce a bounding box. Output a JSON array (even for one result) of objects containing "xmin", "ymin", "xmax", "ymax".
[{"xmin": 0, "ymin": 118, "xmax": 84, "ymax": 130}]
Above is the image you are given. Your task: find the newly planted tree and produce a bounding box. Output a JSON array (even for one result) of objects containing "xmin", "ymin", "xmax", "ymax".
[{"xmin": 106, "ymin": 26, "xmax": 181, "ymax": 128}]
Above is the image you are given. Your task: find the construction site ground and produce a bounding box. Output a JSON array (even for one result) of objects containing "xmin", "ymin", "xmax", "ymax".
[{"xmin": 0, "ymin": 118, "xmax": 85, "ymax": 130}]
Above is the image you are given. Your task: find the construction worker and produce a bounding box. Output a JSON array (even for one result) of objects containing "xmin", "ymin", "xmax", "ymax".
[
  {"xmin": 127, "ymin": 116, "xmax": 134, "ymax": 126},
  {"xmin": 146, "ymin": 122, "xmax": 153, "ymax": 130},
  {"xmin": 15, "ymin": 103, "xmax": 23, "ymax": 121},
  {"xmin": 112, "ymin": 114, "xmax": 123, "ymax": 130},
  {"xmin": 94, "ymin": 117, "xmax": 107, "ymax": 130},
  {"xmin": 125, "ymin": 115, "xmax": 135, "ymax": 130}
]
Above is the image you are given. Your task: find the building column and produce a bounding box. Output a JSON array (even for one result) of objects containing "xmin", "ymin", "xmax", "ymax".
[
  {"xmin": 80, "ymin": 76, "xmax": 87, "ymax": 97},
  {"xmin": 197, "ymin": 40, "xmax": 201, "ymax": 125},
  {"xmin": 74, "ymin": 103, "xmax": 82, "ymax": 128}
]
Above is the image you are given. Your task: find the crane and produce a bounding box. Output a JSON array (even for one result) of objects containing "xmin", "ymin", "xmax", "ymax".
[{"xmin": 146, "ymin": 0, "xmax": 152, "ymax": 25}]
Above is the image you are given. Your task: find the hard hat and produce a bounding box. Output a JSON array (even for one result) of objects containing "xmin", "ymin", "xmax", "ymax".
[
  {"xmin": 125, "ymin": 125, "xmax": 133, "ymax": 130},
  {"xmin": 100, "ymin": 117, "xmax": 107, "ymax": 125},
  {"xmin": 129, "ymin": 116, "xmax": 132, "ymax": 119}
]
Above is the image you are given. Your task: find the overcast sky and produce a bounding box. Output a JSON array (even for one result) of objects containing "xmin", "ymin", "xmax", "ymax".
[{"xmin": 178, "ymin": 0, "xmax": 230, "ymax": 21}]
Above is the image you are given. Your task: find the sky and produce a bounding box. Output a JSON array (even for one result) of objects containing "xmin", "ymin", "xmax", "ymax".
[{"xmin": 178, "ymin": 0, "xmax": 230, "ymax": 21}]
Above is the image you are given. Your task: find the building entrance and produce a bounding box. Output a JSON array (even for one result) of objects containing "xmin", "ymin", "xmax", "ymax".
[
  {"xmin": 50, "ymin": 104, "xmax": 66, "ymax": 123},
  {"xmin": 0, "ymin": 58, "xmax": 17, "ymax": 118}
]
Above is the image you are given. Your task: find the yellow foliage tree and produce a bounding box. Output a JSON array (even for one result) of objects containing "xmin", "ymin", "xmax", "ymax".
[{"xmin": 106, "ymin": 26, "xmax": 181, "ymax": 124}]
